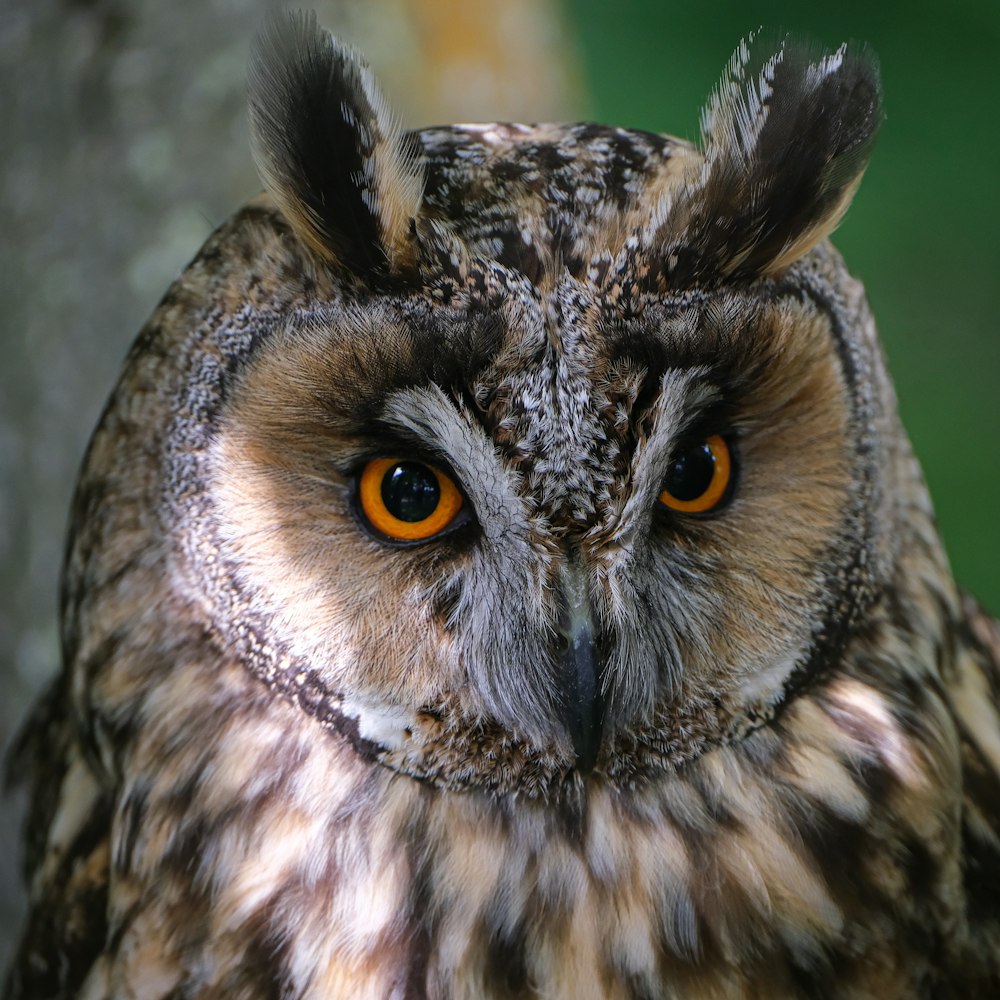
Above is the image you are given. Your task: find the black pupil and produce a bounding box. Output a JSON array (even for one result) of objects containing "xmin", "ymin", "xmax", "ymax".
[
  {"xmin": 665, "ymin": 442, "xmax": 716, "ymax": 501},
  {"xmin": 381, "ymin": 462, "xmax": 440, "ymax": 522}
]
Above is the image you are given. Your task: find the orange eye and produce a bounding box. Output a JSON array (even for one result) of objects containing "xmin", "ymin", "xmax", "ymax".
[
  {"xmin": 658, "ymin": 434, "xmax": 733, "ymax": 514},
  {"xmin": 358, "ymin": 458, "xmax": 464, "ymax": 541}
]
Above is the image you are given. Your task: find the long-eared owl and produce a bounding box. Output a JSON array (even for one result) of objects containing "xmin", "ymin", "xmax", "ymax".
[{"xmin": 5, "ymin": 11, "xmax": 1000, "ymax": 999}]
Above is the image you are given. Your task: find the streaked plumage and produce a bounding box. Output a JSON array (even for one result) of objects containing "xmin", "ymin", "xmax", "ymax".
[{"xmin": 5, "ymin": 13, "xmax": 1000, "ymax": 999}]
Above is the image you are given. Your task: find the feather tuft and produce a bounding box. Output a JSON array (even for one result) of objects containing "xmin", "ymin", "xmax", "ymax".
[
  {"xmin": 248, "ymin": 11, "xmax": 424, "ymax": 277},
  {"xmin": 648, "ymin": 33, "xmax": 882, "ymax": 285}
]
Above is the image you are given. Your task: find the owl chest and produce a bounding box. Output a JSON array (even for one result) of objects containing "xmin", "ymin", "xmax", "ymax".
[
  {"xmin": 105, "ymin": 681, "xmax": 961, "ymax": 1000},
  {"xmin": 196, "ymin": 766, "xmax": 941, "ymax": 1000}
]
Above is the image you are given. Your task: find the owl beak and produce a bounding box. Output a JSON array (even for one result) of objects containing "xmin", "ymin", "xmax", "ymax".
[{"xmin": 558, "ymin": 562, "xmax": 605, "ymax": 774}]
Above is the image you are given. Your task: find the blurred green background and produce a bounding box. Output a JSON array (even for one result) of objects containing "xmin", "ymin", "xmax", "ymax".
[{"xmin": 565, "ymin": 0, "xmax": 1000, "ymax": 612}]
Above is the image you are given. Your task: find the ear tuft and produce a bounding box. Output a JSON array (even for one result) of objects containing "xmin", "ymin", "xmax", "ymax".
[
  {"xmin": 651, "ymin": 34, "xmax": 882, "ymax": 285},
  {"xmin": 248, "ymin": 11, "xmax": 424, "ymax": 278}
]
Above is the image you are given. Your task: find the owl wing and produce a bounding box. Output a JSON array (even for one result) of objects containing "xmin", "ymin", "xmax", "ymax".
[
  {"xmin": 953, "ymin": 592, "xmax": 1000, "ymax": 970},
  {"xmin": 962, "ymin": 591, "xmax": 1000, "ymax": 671},
  {"xmin": 3, "ymin": 676, "xmax": 111, "ymax": 1000}
]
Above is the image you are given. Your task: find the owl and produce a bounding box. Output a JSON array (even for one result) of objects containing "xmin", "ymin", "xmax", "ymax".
[{"xmin": 5, "ymin": 11, "xmax": 1000, "ymax": 999}]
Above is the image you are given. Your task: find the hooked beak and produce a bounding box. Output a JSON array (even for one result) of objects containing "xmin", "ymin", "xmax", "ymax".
[{"xmin": 558, "ymin": 561, "xmax": 605, "ymax": 774}]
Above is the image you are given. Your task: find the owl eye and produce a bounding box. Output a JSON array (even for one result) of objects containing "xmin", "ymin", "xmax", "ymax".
[
  {"xmin": 658, "ymin": 434, "xmax": 734, "ymax": 514},
  {"xmin": 358, "ymin": 458, "xmax": 464, "ymax": 541}
]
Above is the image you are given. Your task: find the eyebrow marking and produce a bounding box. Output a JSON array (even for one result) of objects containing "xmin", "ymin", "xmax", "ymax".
[{"xmin": 379, "ymin": 385, "xmax": 537, "ymax": 546}]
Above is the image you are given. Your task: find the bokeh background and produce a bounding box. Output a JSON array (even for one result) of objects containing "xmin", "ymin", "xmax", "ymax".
[{"xmin": 1, "ymin": 0, "xmax": 997, "ymax": 964}]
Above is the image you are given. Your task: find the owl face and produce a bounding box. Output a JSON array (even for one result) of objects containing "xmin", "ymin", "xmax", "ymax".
[{"xmin": 164, "ymin": 18, "xmax": 885, "ymax": 797}]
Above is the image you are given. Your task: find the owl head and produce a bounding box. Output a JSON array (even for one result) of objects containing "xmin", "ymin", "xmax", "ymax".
[{"xmin": 111, "ymin": 15, "xmax": 890, "ymax": 798}]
